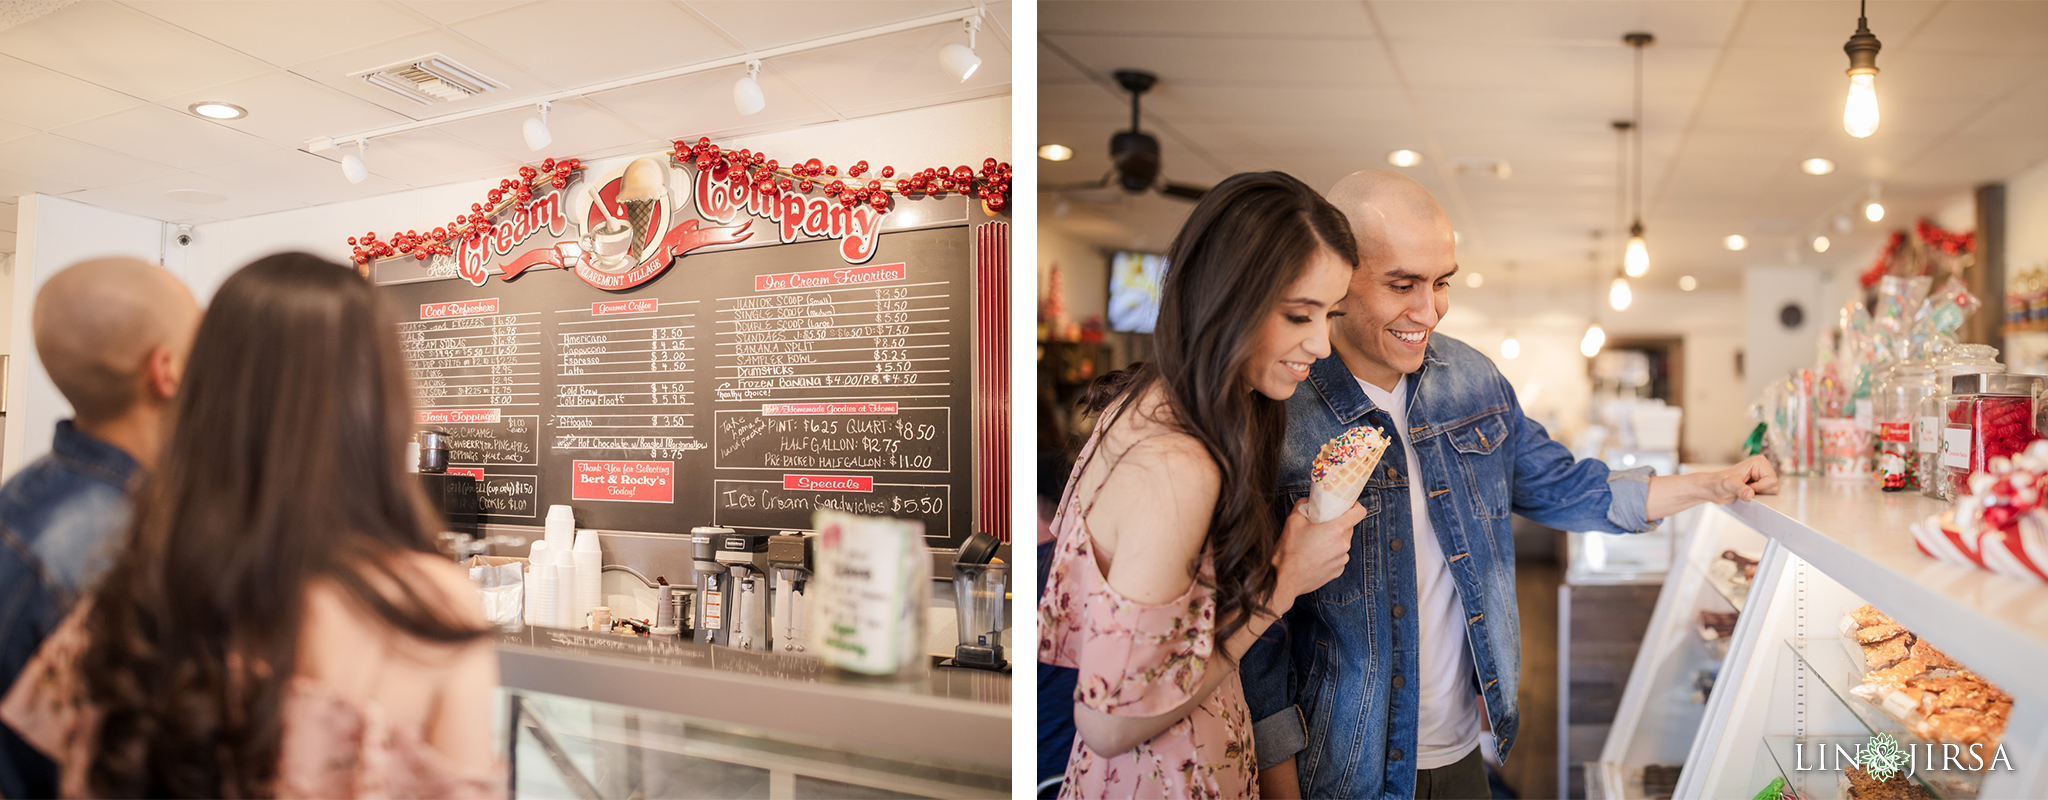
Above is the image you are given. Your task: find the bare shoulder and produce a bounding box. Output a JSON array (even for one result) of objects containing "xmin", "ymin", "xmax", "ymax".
[{"xmin": 1086, "ymin": 391, "xmax": 1220, "ymax": 604}]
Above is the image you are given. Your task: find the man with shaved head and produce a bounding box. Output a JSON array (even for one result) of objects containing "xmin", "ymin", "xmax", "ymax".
[
  {"xmin": 0, "ymin": 256, "xmax": 199, "ymax": 799},
  {"xmin": 1243, "ymin": 170, "xmax": 1777, "ymax": 798}
]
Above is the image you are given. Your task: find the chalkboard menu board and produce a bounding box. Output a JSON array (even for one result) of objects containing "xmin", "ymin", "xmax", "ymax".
[{"xmin": 376, "ymin": 173, "xmax": 981, "ymax": 546}]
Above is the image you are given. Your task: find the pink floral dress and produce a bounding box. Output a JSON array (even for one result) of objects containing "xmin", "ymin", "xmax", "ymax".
[
  {"xmin": 1038, "ymin": 429, "xmax": 1258, "ymax": 799},
  {"xmin": 0, "ymin": 607, "xmax": 505, "ymax": 799}
]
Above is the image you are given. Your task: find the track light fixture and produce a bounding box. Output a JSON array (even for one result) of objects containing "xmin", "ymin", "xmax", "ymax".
[
  {"xmin": 733, "ymin": 59, "xmax": 765, "ymax": 116},
  {"xmin": 939, "ymin": 16, "xmax": 982, "ymax": 82},
  {"xmin": 522, "ymin": 101, "xmax": 551, "ymax": 151},
  {"xmin": 341, "ymin": 139, "xmax": 368, "ymax": 184}
]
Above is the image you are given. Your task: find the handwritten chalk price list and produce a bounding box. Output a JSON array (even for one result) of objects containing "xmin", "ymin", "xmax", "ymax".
[
  {"xmin": 400, "ymin": 299, "xmax": 542, "ymax": 409},
  {"xmin": 549, "ymin": 299, "xmax": 708, "ymax": 467},
  {"xmin": 712, "ymin": 263, "xmax": 952, "ymax": 403}
]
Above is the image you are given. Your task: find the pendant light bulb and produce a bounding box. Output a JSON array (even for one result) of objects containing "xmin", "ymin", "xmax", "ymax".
[
  {"xmin": 341, "ymin": 139, "xmax": 368, "ymax": 184},
  {"xmin": 521, "ymin": 102, "xmax": 552, "ymax": 152},
  {"xmin": 733, "ymin": 60, "xmax": 766, "ymax": 116},
  {"xmin": 1609, "ymin": 276, "xmax": 1632, "ymax": 311},
  {"xmin": 1581, "ymin": 325, "xmax": 1606, "ymax": 358},
  {"xmin": 1844, "ymin": 73, "xmax": 1879, "ymax": 138},
  {"xmin": 940, "ymin": 17, "xmax": 982, "ymax": 83},
  {"xmin": 1500, "ymin": 337, "xmax": 1521, "ymax": 361},
  {"xmin": 1623, "ymin": 222, "xmax": 1649, "ymax": 277},
  {"xmin": 1842, "ymin": 3, "xmax": 1883, "ymax": 138}
]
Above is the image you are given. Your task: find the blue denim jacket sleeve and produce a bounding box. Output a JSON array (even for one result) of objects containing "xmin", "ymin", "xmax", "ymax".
[
  {"xmin": 1506, "ymin": 391, "xmax": 1658, "ymax": 533},
  {"xmin": 1242, "ymin": 596, "xmax": 1309, "ymax": 768}
]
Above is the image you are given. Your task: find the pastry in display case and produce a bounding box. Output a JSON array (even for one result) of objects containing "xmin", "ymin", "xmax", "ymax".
[{"xmin": 1840, "ymin": 605, "xmax": 2011, "ymax": 750}]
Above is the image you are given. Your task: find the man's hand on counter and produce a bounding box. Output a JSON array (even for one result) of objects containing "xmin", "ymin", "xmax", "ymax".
[{"xmin": 1646, "ymin": 455, "xmax": 1780, "ymax": 520}]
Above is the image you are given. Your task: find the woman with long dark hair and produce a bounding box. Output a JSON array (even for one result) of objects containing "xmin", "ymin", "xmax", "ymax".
[
  {"xmin": 1, "ymin": 253, "xmax": 501, "ymax": 798},
  {"xmin": 1038, "ymin": 172, "xmax": 1368, "ymax": 798}
]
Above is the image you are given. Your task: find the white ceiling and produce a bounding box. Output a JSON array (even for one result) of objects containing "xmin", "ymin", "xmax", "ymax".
[
  {"xmin": 1039, "ymin": 0, "xmax": 2048, "ymax": 293},
  {"xmin": 0, "ymin": 0, "xmax": 1013, "ymax": 252}
]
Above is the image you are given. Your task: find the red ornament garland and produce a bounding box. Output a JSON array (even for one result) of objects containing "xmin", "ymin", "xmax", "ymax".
[
  {"xmin": 668, "ymin": 137, "xmax": 1011, "ymax": 215},
  {"xmin": 349, "ymin": 157, "xmax": 583, "ymax": 266},
  {"xmin": 347, "ymin": 138, "xmax": 1012, "ymax": 270}
]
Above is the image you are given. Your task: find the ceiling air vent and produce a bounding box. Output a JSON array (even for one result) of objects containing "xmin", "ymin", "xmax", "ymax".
[{"xmin": 353, "ymin": 54, "xmax": 502, "ymax": 106}]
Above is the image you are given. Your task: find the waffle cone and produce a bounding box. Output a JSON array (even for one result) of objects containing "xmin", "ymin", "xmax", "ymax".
[
  {"xmin": 1307, "ymin": 430, "xmax": 1389, "ymax": 523},
  {"xmin": 626, "ymin": 199, "xmax": 657, "ymax": 254}
]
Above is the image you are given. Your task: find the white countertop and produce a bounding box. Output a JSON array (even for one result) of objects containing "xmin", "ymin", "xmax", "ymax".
[{"xmin": 1724, "ymin": 477, "xmax": 2048, "ymax": 702}]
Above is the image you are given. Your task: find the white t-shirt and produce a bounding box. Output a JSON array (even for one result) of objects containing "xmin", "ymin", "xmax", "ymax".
[{"xmin": 1356, "ymin": 375, "xmax": 1484, "ymax": 770}]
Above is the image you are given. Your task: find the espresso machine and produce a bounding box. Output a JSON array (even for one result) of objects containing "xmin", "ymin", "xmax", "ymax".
[
  {"xmin": 767, "ymin": 532, "xmax": 814, "ymax": 654},
  {"xmin": 690, "ymin": 527, "xmax": 732, "ymax": 646},
  {"xmin": 416, "ymin": 431, "xmax": 480, "ymax": 555},
  {"xmin": 714, "ymin": 530, "xmax": 774, "ymax": 651}
]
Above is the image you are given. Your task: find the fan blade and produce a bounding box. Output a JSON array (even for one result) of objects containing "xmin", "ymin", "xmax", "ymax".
[
  {"xmin": 1042, "ymin": 172, "xmax": 1114, "ymax": 193},
  {"xmin": 1159, "ymin": 180, "xmax": 1208, "ymax": 201}
]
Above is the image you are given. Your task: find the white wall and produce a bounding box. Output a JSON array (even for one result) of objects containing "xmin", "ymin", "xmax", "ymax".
[
  {"xmin": 1037, "ymin": 224, "xmax": 1105, "ymax": 330},
  {"xmin": 195, "ymin": 97, "xmax": 1011, "ymax": 292},
  {"xmin": 1439, "ymin": 286, "xmax": 1750, "ymax": 464},
  {"xmin": 5, "ymin": 195, "xmax": 181, "ymax": 476},
  {"xmin": 1744, "ymin": 265, "xmax": 1831, "ymax": 405}
]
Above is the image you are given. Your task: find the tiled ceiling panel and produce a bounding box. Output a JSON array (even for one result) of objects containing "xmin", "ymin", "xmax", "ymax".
[
  {"xmin": 0, "ymin": 0, "xmax": 1007, "ymax": 254},
  {"xmin": 126, "ymin": 1, "xmax": 431, "ymax": 67},
  {"xmin": 1041, "ymin": 0, "xmax": 2048, "ymax": 289},
  {"xmin": 0, "ymin": 2, "xmax": 271, "ymax": 101}
]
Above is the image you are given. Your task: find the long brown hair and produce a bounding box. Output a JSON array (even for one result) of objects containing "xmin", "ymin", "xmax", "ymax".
[
  {"xmin": 1082, "ymin": 171, "xmax": 1358, "ymax": 654},
  {"xmin": 77, "ymin": 253, "xmax": 488, "ymax": 798}
]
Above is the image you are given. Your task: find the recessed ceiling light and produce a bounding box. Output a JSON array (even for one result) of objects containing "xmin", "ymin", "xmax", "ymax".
[
  {"xmin": 1814, "ymin": 235, "xmax": 1831, "ymax": 253},
  {"xmin": 164, "ymin": 189, "xmax": 227, "ymax": 205},
  {"xmin": 1387, "ymin": 149, "xmax": 1423, "ymax": 167},
  {"xmin": 1679, "ymin": 275, "xmax": 1698, "ymax": 291},
  {"xmin": 1038, "ymin": 144, "xmax": 1073, "ymax": 162},
  {"xmin": 1801, "ymin": 157, "xmax": 1836, "ymax": 175},
  {"xmin": 1465, "ymin": 272, "xmax": 1483, "ymax": 288},
  {"xmin": 189, "ymin": 101, "xmax": 246, "ymax": 120},
  {"xmin": 1724, "ymin": 234, "xmax": 1747, "ymax": 251}
]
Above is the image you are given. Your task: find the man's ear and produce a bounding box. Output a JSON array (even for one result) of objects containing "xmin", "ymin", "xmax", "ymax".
[{"xmin": 145, "ymin": 345, "xmax": 180, "ymax": 402}]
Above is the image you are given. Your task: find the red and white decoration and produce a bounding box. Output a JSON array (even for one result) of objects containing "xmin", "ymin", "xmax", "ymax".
[{"xmin": 1911, "ymin": 439, "xmax": 2048, "ymax": 583}]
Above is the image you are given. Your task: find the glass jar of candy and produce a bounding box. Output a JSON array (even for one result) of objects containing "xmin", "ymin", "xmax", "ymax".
[
  {"xmin": 1922, "ymin": 345, "xmax": 2005, "ymax": 500},
  {"xmin": 1942, "ymin": 373, "xmax": 2043, "ymax": 500},
  {"xmin": 1877, "ymin": 361, "xmax": 1938, "ymax": 491}
]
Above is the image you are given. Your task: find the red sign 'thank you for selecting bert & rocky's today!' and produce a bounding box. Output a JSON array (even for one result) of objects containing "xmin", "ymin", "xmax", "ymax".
[{"xmin": 572, "ymin": 460, "xmax": 675, "ymax": 503}]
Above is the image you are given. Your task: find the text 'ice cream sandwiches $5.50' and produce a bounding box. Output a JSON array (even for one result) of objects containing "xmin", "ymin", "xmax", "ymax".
[{"xmin": 1307, "ymin": 426, "xmax": 1392, "ymax": 524}]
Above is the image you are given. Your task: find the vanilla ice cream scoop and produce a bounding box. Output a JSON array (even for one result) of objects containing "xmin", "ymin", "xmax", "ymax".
[{"xmin": 618, "ymin": 157, "xmax": 667, "ymax": 202}]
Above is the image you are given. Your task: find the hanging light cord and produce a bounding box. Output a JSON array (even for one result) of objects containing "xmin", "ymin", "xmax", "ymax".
[{"xmin": 1632, "ymin": 38, "xmax": 1644, "ymax": 227}]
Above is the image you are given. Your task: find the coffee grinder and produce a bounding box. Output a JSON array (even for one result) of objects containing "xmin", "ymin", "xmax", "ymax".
[
  {"xmin": 767, "ymin": 531, "xmax": 814, "ymax": 654},
  {"xmin": 415, "ymin": 431, "xmax": 480, "ymax": 554},
  {"xmin": 689, "ymin": 527, "xmax": 732, "ymax": 646},
  {"xmin": 714, "ymin": 530, "xmax": 774, "ymax": 651}
]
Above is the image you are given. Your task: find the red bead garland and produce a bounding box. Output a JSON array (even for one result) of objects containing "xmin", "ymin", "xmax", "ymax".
[{"xmin": 348, "ymin": 137, "xmax": 1013, "ymax": 267}]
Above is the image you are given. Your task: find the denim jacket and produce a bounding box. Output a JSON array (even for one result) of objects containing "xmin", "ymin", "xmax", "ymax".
[
  {"xmin": 0, "ymin": 420, "xmax": 140, "ymax": 800},
  {"xmin": 1243, "ymin": 336, "xmax": 1655, "ymax": 799}
]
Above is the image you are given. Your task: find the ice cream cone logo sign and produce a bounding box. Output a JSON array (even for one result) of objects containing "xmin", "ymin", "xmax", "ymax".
[{"xmin": 491, "ymin": 157, "xmax": 754, "ymax": 291}]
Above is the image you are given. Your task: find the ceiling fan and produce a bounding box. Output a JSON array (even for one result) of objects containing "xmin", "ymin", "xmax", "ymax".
[{"xmin": 1046, "ymin": 69, "xmax": 1210, "ymax": 202}]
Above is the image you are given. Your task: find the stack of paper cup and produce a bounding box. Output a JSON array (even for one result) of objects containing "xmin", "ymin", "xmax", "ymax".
[
  {"xmin": 572, "ymin": 529, "xmax": 602, "ymax": 628},
  {"xmin": 544, "ymin": 505, "xmax": 576, "ymax": 554},
  {"xmin": 527, "ymin": 540, "xmax": 554, "ymax": 627},
  {"xmin": 552, "ymin": 549, "xmax": 577, "ymax": 629}
]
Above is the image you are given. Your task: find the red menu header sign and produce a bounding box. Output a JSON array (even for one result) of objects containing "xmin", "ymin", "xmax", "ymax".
[
  {"xmin": 572, "ymin": 460, "xmax": 675, "ymax": 503},
  {"xmin": 753, "ymin": 262, "xmax": 905, "ymax": 292},
  {"xmin": 761, "ymin": 402, "xmax": 898, "ymax": 416},
  {"xmin": 417, "ymin": 409, "xmax": 501, "ymax": 424},
  {"xmin": 421, "ymin": 298, "xmax": 500, "ymax": 319},
  {"xmin": 783, "ymin": 474, "xmax": 873, "ymax": 493},
  {"xmin": 592, "ymin": 299, "xmax": 659, "ymax": 315}
]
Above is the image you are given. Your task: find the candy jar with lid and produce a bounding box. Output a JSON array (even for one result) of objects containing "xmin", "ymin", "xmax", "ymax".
[
  {"xmin": 1921, "ymin": 345, "xmax": 2004, "ymax": 499},
  {"xmin": 1878, "ymin": 361, "xmax": 1937, "ymax": 491},
  {"xmin": 1942, "ymin": 371, "xmax": 2040, "ymax": 501}
]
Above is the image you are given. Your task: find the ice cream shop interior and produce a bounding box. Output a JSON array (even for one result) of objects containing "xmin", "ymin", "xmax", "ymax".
[
  {"xmin": 0, "ymin": 2, "xmax": 1010, "ymax": 797},
  {"xmin": 1040, "ymin": 2, "xmax": 2048, "ymax": 798}
]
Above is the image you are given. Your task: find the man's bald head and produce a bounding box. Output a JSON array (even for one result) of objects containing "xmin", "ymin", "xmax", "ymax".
[
  {"xmin": 1321, "ymin": 170, "xmax": 1461, "ymax": 390},
  {"xmin": 32, "ymin": 257, "xmax": 200, "ymax": 424},
  {"xmin": 1326, "ymin": 169, "xmax": 1455, "ymax": 268}
]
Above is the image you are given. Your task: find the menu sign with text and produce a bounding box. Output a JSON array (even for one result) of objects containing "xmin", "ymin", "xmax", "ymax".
[{"xmin": 380, "ymin": 213, "xmax": 977, "ymax": 545}]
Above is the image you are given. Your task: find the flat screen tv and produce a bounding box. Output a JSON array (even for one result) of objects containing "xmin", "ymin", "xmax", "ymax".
[{"xmin": 1107, "ymin": 251, "xmax": 1167, "ymax": 333}]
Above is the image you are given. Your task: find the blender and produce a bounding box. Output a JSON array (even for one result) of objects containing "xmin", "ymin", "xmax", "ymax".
[
  {"xmin": 946, "ymin": 531, "xmax": 1009, "ymax": 670},
  {"xmin": 690, "ymin": 527, "xmax": 732, "ymax": 645},
  {"xmin": 767, "ymin": 531, "xmax": 814, "ymax": 654},
  {"xmin": 714, "ymin": 530, "xmax": 774, "ymax": 651}
]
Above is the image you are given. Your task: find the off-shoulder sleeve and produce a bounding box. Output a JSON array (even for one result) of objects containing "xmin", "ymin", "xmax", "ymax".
[
  {"xmin": 0, "ymin": 608, "xmax": 91, "ymax": 775},
  {"xmin": 1072, "ymin": 588, "xmax": 1217, "ymax": 718}
]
